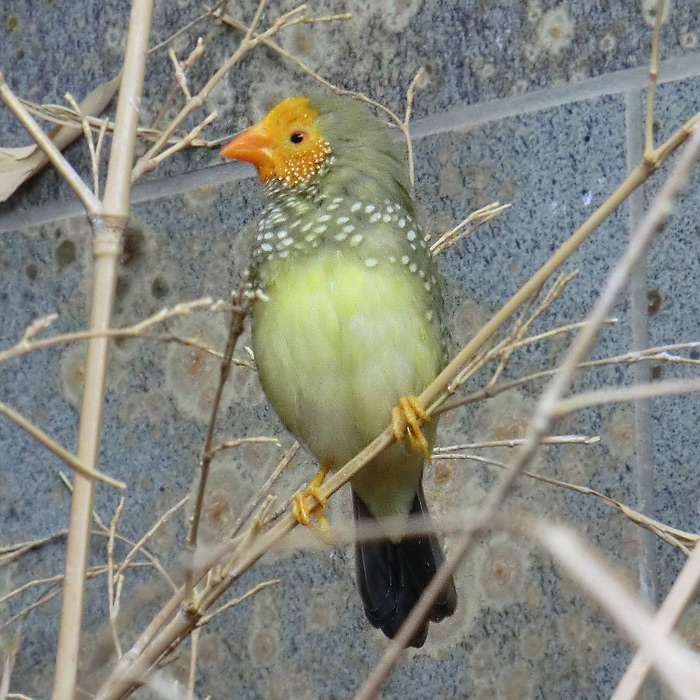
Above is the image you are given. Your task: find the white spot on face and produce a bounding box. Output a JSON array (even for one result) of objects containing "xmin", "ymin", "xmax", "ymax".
[
  {"xmin": 365, "ymin": 257, "xmax": 378, "ymax": 267},
  {"xmin": 365, "ymin": 204, "xmax": 375, "ymax": 213},
  {"xmin": 336, "ymin": 216, "xmax": 349, "ymax": 224},
  {"xmin": 350, "ymin": 233, "xmax": 363, "ymax": 246},
  {"xmin": 351, "ymin": 202, "xmax": 362, "ymax": 212},
  {"xmin": 314, "ymin": 224, "xmax": 327, "ymax": 234},
  {"xmin": 407, "ymin": 229, "xmax": 417, "ymax": 241}
]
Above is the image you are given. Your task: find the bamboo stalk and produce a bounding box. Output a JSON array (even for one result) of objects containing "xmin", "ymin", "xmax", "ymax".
[{"xmin": 51, "ymin": 1, "xmax": 154, "ymax": 698}]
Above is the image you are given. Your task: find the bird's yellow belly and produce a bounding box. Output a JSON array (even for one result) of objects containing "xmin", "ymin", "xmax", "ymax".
[{"xmin": 252, "ymin": 252, "xmax": 442, "ymax": 501}]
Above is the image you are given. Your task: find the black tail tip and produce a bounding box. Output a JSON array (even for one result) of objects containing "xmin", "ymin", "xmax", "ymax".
[{"xmin": 353, "ymin": 489, "xmax": 457, "ymax": 648}]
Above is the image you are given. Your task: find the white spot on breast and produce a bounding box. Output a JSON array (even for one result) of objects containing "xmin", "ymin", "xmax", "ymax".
[
  {"xmin": 370, "ymin": 212, "xmax": 381, "ymax": 223},
  {"xmin": 401, "ymin": 255, "xmax": 410, "ymax": 264},
  {"xmin": 304, "ymin": 233, "xmax": 316, "ymax": 242},
  {"xmin": 332, "ymin": 197, "xmax": 344, "ymax": 204},
  {"xmin": 407, "ymin": 229, "xmax": 417, "ymax": 241},
  {"xmin": 426, "ymin": 310, "xmax": 434, "ymax": 321},
  {"xmin": 365, "ymin": 204, "xmax": 375, "ymax": 213},
  {"xmin": 281, "ymin": 237, "xmax": 294, "ymax": 247},
  {"xmin": 365, "ymin": 257, "xmax": 378, "ymax": 267},
  {"xmin": 382, "ymin": 214, "xmax": 392, "ymax": 223},
  {"xmin": 290, "ymin": 219, "xmax": 301, "ymax": 229},
  {"xmin": 256, "ymin": 234, "xmax": 263, "ymax": 241},
  {"xmin": 350, "ymin": 233, "xmax": 364, "ymax": 246},
  {"xmin": 351, "ymin": 202, "xmax": 362, "ymax": 212},
  {"xmin": 301, "ymin": 222, "xmax": 313, "ymax": 232},
  {"xmin": 276, "ymin": 229, "xmax": 287, "ymax": 238},
  {"xmin": 261, "ymin": 243, "xmax": 273, "ymax": 252},
  {"xmin": 343, "ymin": 224, "xmax": 356, "ymax": 234},
  {"xmin": 263, "ymin": 231, "xmax": 273, "ymax": 240},
  {"xmin": 314, "ymin": 224, "xmax": 327, "ymax": 234},
  {"xmin": 317, "ymin": 214, "xmax": 331, "ymax": 222},
  {"xmin": 409, "ymin": 263, "xmax": 418, "ymax": 273},
  {"xmin": 279, "ymin": 250, "xmax": 289, "ymax": 258},
  {"xmin": 425, "ymin": 281, "xmax": 432, "ymax": 290},
  {"xmin": 334, "ymin": 232, "xmax": 347, "ymax": 241},
  {"xmin": 398, "ymin": 218, "xmax": 406, "ymax": 228},
  {"xmin": 336, "ymin": 216, "xmax": 349, "ymax": 224},
  {"xmin": 389, "ymin": 255, "xmax": 396, "ymax": 263}
]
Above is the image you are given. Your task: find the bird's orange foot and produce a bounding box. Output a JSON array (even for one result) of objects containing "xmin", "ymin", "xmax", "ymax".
[
  {"xmin": 292, "ymin": 462, "xmax": 334, "ymax": 544},
  {"xmin": 392, "ymin": 395, "xmax": 432, "ymax": 462}
]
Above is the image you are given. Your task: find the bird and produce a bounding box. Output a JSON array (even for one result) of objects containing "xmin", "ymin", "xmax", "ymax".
[{"xmin": 220, "ymin": 95, "xmax": 457, "ymax": 647}]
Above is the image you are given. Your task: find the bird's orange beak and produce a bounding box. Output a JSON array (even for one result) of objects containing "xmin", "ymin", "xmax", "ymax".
[{"xmin": 220, "ymin": 125, "xmax": 275, "ymax": 181}]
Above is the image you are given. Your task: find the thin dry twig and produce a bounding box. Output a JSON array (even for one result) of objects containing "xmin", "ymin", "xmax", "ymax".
[
  {"xmin": 197, "ymin": 579, "xmax": 279, "ymax": 626},
  {"xmin": 208, "ymin": 436, "xmax": 280, "ymax": 459},
  {"xmin": 64, "ymin": 92, "xmax": 100, "ymax": 195},
  {"xmin": 536, "ymin": 522, "xmax": 700, "ymax": 700},
  {"xmin": 445, "ymin": 452, "xmax": 696, "ymax": 554},
  {"xmin": 644, "ymin": 0, "xmax": 665, "ymax": 162},
  {"xmin": 612, "ymin": 541, "xmax": 700, "ymax": 700},
  {"xmin": 186, "ymin": 286, "xmax": 252, "ymax": 599},
  {"xmin": 186, "ymin": 628, "xmax": 200, "ymax": 700},
  {"xmin": 107, "ymin": 498, "xmax": 127, "ymax": 659},
  {"xmin": 430, "ymin": 202, "xmax": 512, "ymax": 256},
  {"xmin": 0, "ymin": 401, "xmax": 125, "ymax": 489},
  {"xmin": 0, "ymin": 297, "xmax": 225, "ymax": 365},
  {"xmin": 555, "ymin": 376, "xmax": 700, "ymax": 417}
]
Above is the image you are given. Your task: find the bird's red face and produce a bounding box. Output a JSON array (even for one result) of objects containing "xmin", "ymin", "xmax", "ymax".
[{"xmin": 220, "ymin": 96, "xmax": 331, "ymax": 186}]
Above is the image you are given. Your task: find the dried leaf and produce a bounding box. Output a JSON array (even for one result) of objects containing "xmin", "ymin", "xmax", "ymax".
[{"xmin": 0, "ymin": 72, "xmax": 121, "ymax": 202}]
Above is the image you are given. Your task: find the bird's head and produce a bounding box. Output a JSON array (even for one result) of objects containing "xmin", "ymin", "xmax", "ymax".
[
  {"xmin": 220, "ymin": 96, "xmax": 412, "ymax": 205},
  {"xmin": 220, "ymin": 96, "xmax": 331, "ymax": 186}
]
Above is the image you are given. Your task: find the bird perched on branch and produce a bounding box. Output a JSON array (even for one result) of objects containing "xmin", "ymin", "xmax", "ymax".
[{"xmin": 221, "ymin": 95, "xmax": 457, "ymax": 647}]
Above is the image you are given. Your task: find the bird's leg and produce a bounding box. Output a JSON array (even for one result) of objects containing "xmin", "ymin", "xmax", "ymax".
[
  {"xmin": 292, "ymin": 462, "xmax": 334, "ymax": 544},
  {"xmin": 392, "ymin": 396, "xmax": 432, "ymax": 462}
]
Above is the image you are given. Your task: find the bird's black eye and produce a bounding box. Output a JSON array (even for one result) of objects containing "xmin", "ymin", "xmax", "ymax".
[{"xmin": 290, "ymin": 131, "xmax": 305, "ymax": 144}]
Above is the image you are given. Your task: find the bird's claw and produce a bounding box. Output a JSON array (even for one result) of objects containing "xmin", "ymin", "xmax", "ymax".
[
  {"xmin": 291, "ymin": 463, "xmax": 335, "ymax": 545},
  {"xmin": 392, "ymin": 395, "xmax": 432, "ymax": 462}
]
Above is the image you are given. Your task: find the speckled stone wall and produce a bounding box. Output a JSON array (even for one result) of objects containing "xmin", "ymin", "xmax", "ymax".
[{"xmin": 1, "ymin": 2, "xmax": 699, "ymax": 699}]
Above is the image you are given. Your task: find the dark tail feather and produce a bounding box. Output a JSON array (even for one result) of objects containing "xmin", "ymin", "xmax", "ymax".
[{"xmin": 352, "ymin": 486, "xmax": 457, "ymax": 648}]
